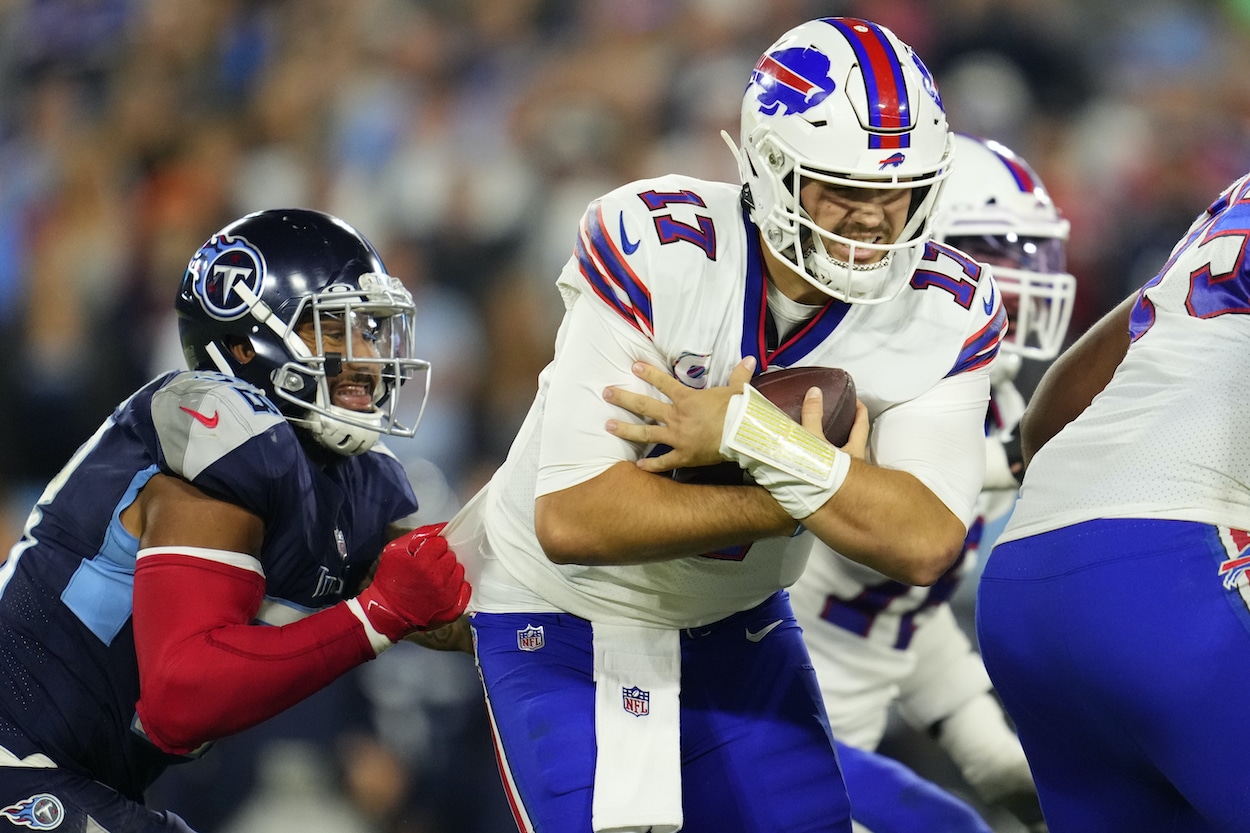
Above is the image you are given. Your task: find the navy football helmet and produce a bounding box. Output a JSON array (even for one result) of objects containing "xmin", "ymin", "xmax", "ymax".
[{"xmin": 176, "ymin": 209, "xmax": 430, "ymax": 456}]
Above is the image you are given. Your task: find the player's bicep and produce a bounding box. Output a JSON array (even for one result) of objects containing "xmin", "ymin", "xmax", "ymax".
[
  {"xmin": 870, "ymin": 370, "xmax": 990, "ymax": 529},
  {"xmin": 135, "ymin": 472, "xmax": 265, "ymax": 555},
  {"xmin": 537, "ymin": 296, "xmax": 666, "ymax": 496}
]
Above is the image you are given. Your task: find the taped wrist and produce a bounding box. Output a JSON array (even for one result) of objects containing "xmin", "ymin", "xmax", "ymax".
[{"xmin": 719, "ymin": 384, "xmax": 851, "ymax": 519}]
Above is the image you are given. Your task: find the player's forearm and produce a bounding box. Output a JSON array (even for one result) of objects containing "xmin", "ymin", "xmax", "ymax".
[
  {"xmin": 802, "ymin": 460, "xmax": 965, "ymax": 586},
  {"xmin": 535, "ymin": 461, "xmax": 794, "ymax": 565}
]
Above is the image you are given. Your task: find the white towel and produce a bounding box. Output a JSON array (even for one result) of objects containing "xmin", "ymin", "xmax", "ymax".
[{"xmin": 591, "ymin": 622, "xmax": 683, "ymax": 833}]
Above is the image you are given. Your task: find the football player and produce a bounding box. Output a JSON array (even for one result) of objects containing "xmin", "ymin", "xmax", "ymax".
[
  {"xmin": 979, "ymin": 171, "xmax": 1250, "ymax": 830},
  {"xmin": 457, "ymin": 17, "xmax": 1004, "ymax": 833},
  {"xmin": 788, "ymin": 133, "xmax": 1074, "ymax": 832},
  {"xmin": 0, "ymin": 209, "xmax": 470, "ymax": 831}
]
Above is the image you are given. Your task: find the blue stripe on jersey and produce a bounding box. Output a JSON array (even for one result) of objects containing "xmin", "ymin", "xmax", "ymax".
[
  {"xmin": 771, "ymin": 300, "xmax": 852, "ymax": 367},
  {"xmin": 740, "ymin": 214, "xmax": 769, "ymax": 366},
  {"xmin": 579, "ymin": 202, "xmax": 654, "ymax": 334},
  {"xmin": 575, "ymin": 232, "xmax": 639, "ymax": 329},
  {"xmin": 740, "ymin": 209, "xmax": 853, "ymax": 369},
  {"xmin": 61, "ymin": 465, "xmax": 158, "ymax": 644},
  {"xmin": 947, "ymin": 305, "xmax": 1006, "ymax": 376}
]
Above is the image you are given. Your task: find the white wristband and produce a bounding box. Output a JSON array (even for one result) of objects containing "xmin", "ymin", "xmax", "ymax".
[
  {"xmin": 345, "ymin": 597, "xmax": 397, "ymax": 656},
  {"xmin": 719, "ymin": 385, "xmax": 851, "ymax": 519}
]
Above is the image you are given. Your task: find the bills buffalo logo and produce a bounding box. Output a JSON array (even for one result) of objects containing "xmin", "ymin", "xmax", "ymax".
[
  {"xmin": 1218, "ymin": 528, "xmax": 1250, "ymax": 589},
  {"xmin": 517, "ymin": 624, "xmax": 545, "ymax": 652},
  {"xmin": 186, "ymin": 232, "xmax": 267, "ymax": 321},
  {"xmin": 622, "ymin": 685, "xmax": 650, "ymax": 717},
  {"xmin": 1, "ymin": 794, "xmax": 64, "ymax": 830},
  {"xmin": 878, "ymin": 152, "xmax": 906, "ymax": 169},
  {"xmin": 672, "ymin": 352, "xmax": 712, "ymax": 389},
  {"xmin": 750, "ymin": 47, "xmax": 836, "ymax": 117}
]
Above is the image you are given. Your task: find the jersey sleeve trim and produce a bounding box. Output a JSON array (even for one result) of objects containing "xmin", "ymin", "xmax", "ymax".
[
  {"xmin": 137, "ymin": 546, "xmax": 264, "ymax": 576},
  {"xmin": 575, "ymin": 200, "xmax": 654, "ymax": 335},
  {"xmin": 947, "ymin": 303, "xmax": 1006, "ymax": 376}
]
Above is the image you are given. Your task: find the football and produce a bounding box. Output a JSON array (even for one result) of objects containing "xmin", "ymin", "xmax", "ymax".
[{"xmin": 671, "ymin": 365, "xmax": 857, "ymax": 485}]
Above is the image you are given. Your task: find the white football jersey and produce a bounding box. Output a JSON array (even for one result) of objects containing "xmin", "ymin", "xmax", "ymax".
[
  {"xmin": 474, "ymin": 174, "xmax": 1005, "ymax": 628},
  {"xmin": 1001, "ymin": 173, "xmax": 1250, "ymax": 543},
  {"xmin": 789, "ymin": 363, "xmax": 1024, "ymax": 747}
]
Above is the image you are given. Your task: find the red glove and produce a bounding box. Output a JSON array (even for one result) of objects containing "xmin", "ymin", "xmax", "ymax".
[{"xmin": 355, "ymin": 523, "xmax": 471, "ymax": 642}]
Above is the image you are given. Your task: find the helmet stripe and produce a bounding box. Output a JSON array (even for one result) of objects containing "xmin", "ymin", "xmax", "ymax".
[
  {"xmin": 983, "ymin": 141, "xmax": 1039, "ymax": 193},
  {"xmin": 825, "ymin": 18, "xmax": 911, "ymax": 149}
]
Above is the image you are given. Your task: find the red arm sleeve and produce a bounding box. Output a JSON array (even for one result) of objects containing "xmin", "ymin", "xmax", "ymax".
[{"xmin": 132, "ymin": 549, "xmax": 376, "ymax": 755}]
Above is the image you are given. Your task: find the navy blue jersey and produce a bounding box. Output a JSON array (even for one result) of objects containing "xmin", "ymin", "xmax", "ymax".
[{"xmin": 0, "ymin": 371, "xmax": 417, "ymax": 800}]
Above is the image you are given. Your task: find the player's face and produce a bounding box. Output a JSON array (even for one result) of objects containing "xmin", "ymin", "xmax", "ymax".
[
  {"xmin": 296, "ymin": 312, "xmax": 382, "ymax": 412},
  {"xmin": 799, "ymin": 179, "xmax": 911, "ymax": 265}
]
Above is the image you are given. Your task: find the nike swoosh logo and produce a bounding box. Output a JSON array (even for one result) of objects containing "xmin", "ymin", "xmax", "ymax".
[
  {"xmin": 180, "ymin": 406, "xmax": 220, "ymax": 429},
  {"xmin": 745, "ymin": 619, "xmax": 784, "ymax": 643},
  {"xmin": 983, "ymin": 281, "xmax": 996, "ymax": 315},
  {"xmin": 619, "ymin": 212, "xmax": 640, "ymax": 255}
]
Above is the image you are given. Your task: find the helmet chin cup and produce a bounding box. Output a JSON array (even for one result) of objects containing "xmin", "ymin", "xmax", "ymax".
[{"xmin": 303, "ymin": 405, "xmax": 383, "ymax": 457}]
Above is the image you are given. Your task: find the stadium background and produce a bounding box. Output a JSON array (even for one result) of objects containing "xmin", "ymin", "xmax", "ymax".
[{"xmin": 1, "ymin": 1, "xmax": 1247, "ymax": 830}]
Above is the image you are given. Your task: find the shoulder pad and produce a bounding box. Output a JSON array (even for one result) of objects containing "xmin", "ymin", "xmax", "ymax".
[{"xmin": 152, "ymin": 371, "xmax": 287, "ymax": 481}]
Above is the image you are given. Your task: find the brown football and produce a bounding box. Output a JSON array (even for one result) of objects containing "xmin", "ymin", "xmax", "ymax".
[{"xmin": 671, "ymin": 365, "xmax": 857, "ymax": 485}]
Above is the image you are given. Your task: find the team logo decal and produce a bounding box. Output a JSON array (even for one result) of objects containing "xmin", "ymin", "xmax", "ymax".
[
  {"xmin": 672, "ymin": 352, "xmax": 712, "ymax": 390},
  {"xmin": 1, "ymin": 794, "xmax": 65, "ymax": 830},
  {"xmin": 878, "ymin": 152, "xmax": 906, "ymax": 170},
  {"xmin": 517, "ymin": 624, "xmax": 545, "ymax": 652},
  {"xmin": 1217, "ymin": 528, "xmax": 1250, "ymax": 589},
  {"xmin": 749, "ymin": 47, "xmax": 836, "ymax": 117},
  {"xmin": 186, "ymin": 232, "xmax": 267, "ymax": 321},
  {"xmin": 622, "ymin": 685, "xmax": 650, "ymax": 717}
]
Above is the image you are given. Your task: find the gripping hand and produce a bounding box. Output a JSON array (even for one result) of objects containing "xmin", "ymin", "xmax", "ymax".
[{"xmin": 354, "ymin": 523, "xmax": 471, "ymax": 643}]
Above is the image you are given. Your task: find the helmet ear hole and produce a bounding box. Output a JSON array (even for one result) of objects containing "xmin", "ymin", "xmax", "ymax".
[{"xmin": 225, "ymin": 336, "xmax": 256, "ymax": 365}]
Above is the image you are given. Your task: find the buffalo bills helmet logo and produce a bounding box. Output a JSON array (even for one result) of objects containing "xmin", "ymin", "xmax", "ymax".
[
  {"xmin": 1, "ymin": 794, "xmax": 65, "ymax": 830},
  {"xmin": 749, "ymin": 47, "xmax": 837, "ymax": 117},
  {"xmin": 879, "ymin": 152, "xmax": 906, "ymax": 169},
  {"xmin": 186, "ymin": 233, "xmax": 267, "ymax": 321}
]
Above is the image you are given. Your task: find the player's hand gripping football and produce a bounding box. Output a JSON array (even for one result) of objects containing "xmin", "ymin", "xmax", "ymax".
[
  {"xmin": 355, "ymin": 523, "xmax": 471, "ymax": 641},
  {"xmin": 604, "ymin": 357, "xmax": 869, "ymax": 474}
]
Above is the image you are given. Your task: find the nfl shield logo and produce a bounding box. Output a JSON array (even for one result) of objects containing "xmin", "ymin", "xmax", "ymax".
[
  {"xmin": 622, "ymin": 685, "xmax": 650, "ymax": 717},
  {"xmin": 516, "ymin": 625, "xmax": 545, "ymax": 652}
]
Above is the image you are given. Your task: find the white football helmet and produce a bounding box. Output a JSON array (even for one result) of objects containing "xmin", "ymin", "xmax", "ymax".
[
  {"xmin": 729, "ymin": 17, "xmax": 953, "ymax": 304},
  {"xmin": 932, "ymin": 134, "xmax": 1075, "ymax": 360}
]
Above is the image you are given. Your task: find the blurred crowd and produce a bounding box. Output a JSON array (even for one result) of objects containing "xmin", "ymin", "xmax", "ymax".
[{"xmin": 3, "ymin": 0, "xmax": 1250, "ymax": 831}]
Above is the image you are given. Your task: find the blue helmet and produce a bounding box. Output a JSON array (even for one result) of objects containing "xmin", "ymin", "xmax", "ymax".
[{"xmin": 176, "ymin": 208, "xmax": 430, "ymax": 456}]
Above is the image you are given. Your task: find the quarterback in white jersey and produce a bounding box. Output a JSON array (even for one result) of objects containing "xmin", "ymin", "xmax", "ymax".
[
  {"xmin": 463, "ymin": 18, "xmax": 1003, "ymax": 833},
  {"xmin": 788, "ymin": 134, "xmax": 1072, "ymax": 831},
  {"xmin": 978, "ymin": 171, "xmax": 1250, "ymax": 832}
]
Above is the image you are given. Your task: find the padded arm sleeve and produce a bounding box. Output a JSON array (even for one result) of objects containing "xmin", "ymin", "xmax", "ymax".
[{"xmin": 133, "ymin": 548, "xmax": 376, "ymax": 755}]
